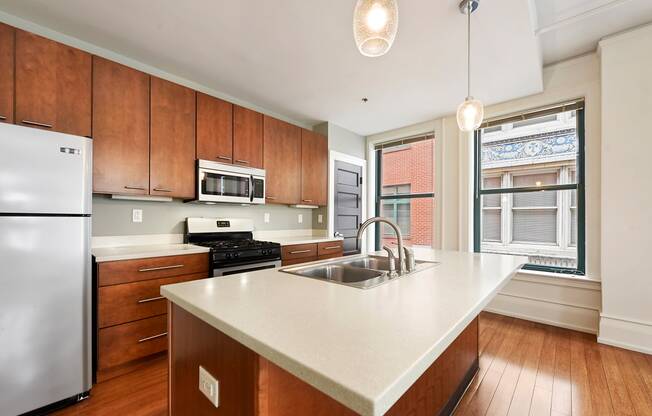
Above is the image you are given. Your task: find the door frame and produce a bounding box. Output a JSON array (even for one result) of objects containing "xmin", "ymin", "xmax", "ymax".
[{"xmin": 328, "ymin": 150, "xmax": 368, "ymax": 253}]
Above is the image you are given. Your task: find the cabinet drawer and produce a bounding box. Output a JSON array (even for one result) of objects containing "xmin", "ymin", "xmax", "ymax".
[
  {"xmin": 281, "ymin": 243, "xmax": 318, "ymax": 260},
  {"xmin": 317, "ymin": 241, "xmax": 343, "ymax": 256},
  {"xmin": 98, "ymin": 272, "xmax": 206, "ymax": 328},
  {"xmin": 282, "ymin": 257, "xmax": 317, "ymax": 267},
  {"xmin": 98, "ymin": 315, "xmax": 167, "ymax": 370},
  {"xmin": 99, "ymin": 253, "xmax": 209, "ymax": 286}
]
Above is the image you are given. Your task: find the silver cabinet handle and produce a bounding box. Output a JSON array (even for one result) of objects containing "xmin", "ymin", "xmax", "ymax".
[
  {"xmin": 0, "ymin": 115, "xmax": 6, "ymax": 120},
  {"xmin": 323, "ymin": 246, "xmax": 341, "ymax": 250},
  {"xmin": 137, "ymin": 332, "xmax": 168, "ymax": 343},
  {"xmin": 153, "ymin": 188, "xmax": 172, "ymax": 192},
  {"xmin": 217, "ymin": 155, "xmax": 232, "ymax": 161},
  {"xmin": 21, "ymin": 120, "xmax": 53, "ymax": 128},
  {"xmin": 138, "ymin": 264, "xmax": 184, "ymax": 272},
  {"xmin": 235, "ymin": 159, "xmax": 250, "ymax": 164},
  {"xmin": 266, "ymin": 196, "xmax": 277, "ymax": 200},
  {"xmin": 137, "ymin": 296, "xmax": 165, "ymax": 304},
  {"xmin": 289, "ymin": 249, "xmax": 312, "ymax": 254},
  {"xmin": 302, "ymin": 199, "xmax": 313, "ymax": 203},
  {"xmin": 125, "ymin": 185, "xmax": 146, "ymax": 191}
]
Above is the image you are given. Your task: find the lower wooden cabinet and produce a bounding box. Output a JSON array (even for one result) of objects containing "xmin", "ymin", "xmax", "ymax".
[
  {"xmin": 281, "ymin": 240, "xmax": 344, "ymax": 266},
  {"xmin": 96, "ymin": 253, "xmax": 209, "ymax": 381}
]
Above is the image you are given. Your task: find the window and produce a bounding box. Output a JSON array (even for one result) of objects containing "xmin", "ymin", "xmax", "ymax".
[
  {"xmin": 474, "ymin": 102, "xmax": 585, "ymax": 274},
  {"xmin": 375, "ymin": 135, "xmax": 435, "ymax": 249}
]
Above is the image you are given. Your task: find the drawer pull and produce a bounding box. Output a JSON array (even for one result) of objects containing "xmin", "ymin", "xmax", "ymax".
[
  {"xmin": 289, "ymin": 249, "xmax": 312, "ymax": 254},
  {"xmin": 235, "ymin": 159, "xmax": 250, "ymax": 164},
  {"xmin": 125, "ymin": 185, "xmax": 146, "ymax": 191},
  {"xmin": 21, "ymin": 120, "xmax": 52, "ymax": 128},
  {"xmin": 322, "ymin": 246, "xmax": 341, "ymax": 250},
  {"xmin": 266, "ymin": 196, "xmax": 277, "ymax": 200},
  {"xmin": 217, "ymin": 155, "xmax": 232, "ymax": 161},
  {"xmin": 302, "ymin": 199, "xmax": 313, "ymax": 203},
  {"xmin": 137, "ymin": 296, "xmax": 165, "ymax": 304},
  {"xmin": 153, "ymin": 188, "xmax": 172, "ymax": 192},
  {"xmin": 138, "ymin": 264, "xmax": 184, "ymax": 272},
  {"xmin": 0, "ymin": 115, "xmax": 6, "ymax": 120},
  {"xmin": 137, "ymin": 332, "xmax": 168, "ymax": 343}
]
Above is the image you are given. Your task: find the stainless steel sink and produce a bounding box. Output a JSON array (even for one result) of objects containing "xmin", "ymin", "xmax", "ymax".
[{"xmin": 280, "ymin": 255, "xmax": 439, "ymax": 289}]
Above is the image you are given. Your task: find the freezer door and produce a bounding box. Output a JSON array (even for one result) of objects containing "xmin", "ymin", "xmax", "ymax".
[
  {"xmin": 0, "ymin": 216, "xmax": 92, "ymax": 415},
  {"xmin": 0, "ymin": 123, "xmax": 92, "ymax": 215}
]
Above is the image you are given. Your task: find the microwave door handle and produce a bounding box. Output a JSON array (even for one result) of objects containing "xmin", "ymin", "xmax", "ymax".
[{"xmin": 250, "ymin": 175, "xmax": 254, "ymax": 202}]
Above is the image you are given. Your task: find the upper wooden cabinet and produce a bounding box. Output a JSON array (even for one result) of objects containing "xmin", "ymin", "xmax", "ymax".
[
  {"xmin": 301, "ymin": 129, "xmax": 328, "ymax": 206},
  {"xmin": 15, "ymin": 30, "xmax": 91, "ymax": 136},
  {"xmin": 150, "ymin": 77, "xmax": 196, "ymax": 199},
  {"xmin": 233, "ymin": 105, "xmax": 263, "ymax": 169},
  {"xmin": 263, "ymin": 116, "xmax": 301, "ymax": 205},
  {"xmin": 0, "ymin": 23, "xmax": 14, "ymax": 124},
  {"xmin": 93, "ymin": 57, "xmax": 150, "ymax": 195},
  {"xmin": 196, "ymin": 92, "xmax": 233, "ymax": 163}
]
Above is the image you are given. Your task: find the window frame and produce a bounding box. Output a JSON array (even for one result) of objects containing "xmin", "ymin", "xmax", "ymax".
[{"xmin": 473, "ymin": 107, "xmax": 586, "ymax": 275}]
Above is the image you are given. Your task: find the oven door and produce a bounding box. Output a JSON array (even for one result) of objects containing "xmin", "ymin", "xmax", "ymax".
[
  {"xmin": 198, "ymin": 167, "xmax": 252, "ymax": 204},
  {"xmin": 213, "ymin": 260, "xmax": 281, "ymax": 277}
]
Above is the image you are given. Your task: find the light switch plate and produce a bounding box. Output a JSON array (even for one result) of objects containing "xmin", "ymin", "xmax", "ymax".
[
  {"xmin": 264, "ymin": 213, "xmax": 270, "ymax": 223},
  {"xmin": 198, "ymin": 366, "xmax": 219, "ymax": 408},
  {"xmin": 132, "ymin": 209, "xmax": 143, "ymax": 223},
  {"xmin": 298, "ymin": 214, "xmax": 303, "ymax": 224},
  {"xmin": 318, "ymin": 214, "xmax": 323, "ymax": 223}
]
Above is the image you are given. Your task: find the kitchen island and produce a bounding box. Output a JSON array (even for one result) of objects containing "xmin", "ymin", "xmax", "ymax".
[{"xmin": 161, "ymin": 249, "xmax": 525, "ymax": 415}]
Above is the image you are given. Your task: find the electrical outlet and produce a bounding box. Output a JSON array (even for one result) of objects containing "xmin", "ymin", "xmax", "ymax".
[
  {"xmin": 318, "ymin": 214, "xmax": 323, "ymax": 223},
  {"xmin": 198, "ymin": 366, "xmax": 219, "ymax": 408},
  {"xmin": 132, "ymin": 209, "xmax": 143, "ymax": 223},
  {"xmin": 264, "ymin": 213, "xmax": 270, "ymax": 223},
  {"xmin": 298, "ymin": 214, "xmax": 303, "ymax": 224}
]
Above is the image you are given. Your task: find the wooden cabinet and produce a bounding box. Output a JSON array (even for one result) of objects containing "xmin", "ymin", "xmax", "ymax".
[
  {"xmin": 93, "ymin": 57, "xmax": 150, "ymax": 195},
  {"xmin": 0, "ymin": 23, "xmax": 14, "ymax": 123},
  {"xmin": 196, "ymin": 92, "xmax": 233, "ymax": 163},
  {"xmin": 96, "ymin": 253, "xmax": 209, "ymax": 381},
  {"xmin": 15, "ymin": 30, "xmax": 91, "ymax": 136},
  {"xmin": 263, "ymin": 116, "xmax": 301, "ymax": 205},
  {"xmin": 281, "ymin": 240, "xmax": 344, "ymax": 266},
  {"xmin": 301, "ymin": 129, "xmax": 328, "ymax": 206},
  {"xmin": 150, "ymin": 77, "xmax": 196, "ymax": 199},
  {"xmin": 234, "ymin": 105, "xmax": 263, "ymax": 168}
]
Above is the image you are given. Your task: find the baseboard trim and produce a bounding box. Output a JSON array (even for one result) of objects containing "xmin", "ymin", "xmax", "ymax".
[
  {"xmin": 485, "ymin": 306, "xmax": 598, "ymax": 334},
  {"xmin": 598, "ymin": 315, "xmax": 652, "ymax": 354}
]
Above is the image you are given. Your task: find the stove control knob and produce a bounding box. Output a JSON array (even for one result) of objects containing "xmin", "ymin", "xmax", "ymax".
[
  {"xmin": 225, "ymin": 253, "xmax": 231, "ymax": 259},
  {"xmin": 233, "ymin": 253, "xmax": 239, "ymax": 258}
]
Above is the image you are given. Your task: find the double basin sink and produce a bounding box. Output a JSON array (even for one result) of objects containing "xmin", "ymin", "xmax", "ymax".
[{"xmin": 280, "ymin": 254, "xmax": 440, "ymax": 289}]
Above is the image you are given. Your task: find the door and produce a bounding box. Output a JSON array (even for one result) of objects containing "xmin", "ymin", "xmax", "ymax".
[
  {"xmin": 0, "ymin": 23, "xmax": 14, "ymax": 124},
  {"xmin": 92, "ymin": 57, "xmax": 150, "ymax": 195},
  {"xmin": 263, "ymin": 116, "xmax": 301, "ymax": 205},
  {"xmin": 15, "ymin": 29, "xmax": 91, "ymax": 137},
  {"xmin": 196, "ymin": 92, "xmax": 233, "ymax": 163},
  {"xmin": 233, "ymin": 105, "xmax": 263, "ymax": 169},
  {"xmin": 0, "ymin": 216, "xmax": 91, "ymax": 415},
  {"xmin": 150, "ymin": 77, "xmax": 196, "ymax": 198},
  {"xmin": 334, "ymin": 160, "xmax": 363, "ymax": 255},
  {"xmin": 300, "ymin": 129, "xmax": 328, "ymax": 206}
]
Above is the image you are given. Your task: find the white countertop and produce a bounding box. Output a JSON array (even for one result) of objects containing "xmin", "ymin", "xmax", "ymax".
[
  {"xmin": 92, "ymin": 244, "xmax": 210, "ymax": 262},
  {"xmin": 265, "ymin": 235, "xmax": 343, "ymax": 246},
  {"xmin": 161, "ymin": 249, "xmax": 525, "ymax": 415}
]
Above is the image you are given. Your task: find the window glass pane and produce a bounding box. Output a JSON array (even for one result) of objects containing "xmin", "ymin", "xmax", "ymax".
[
  {"xmin": 482, "ymin": 212, "xmax": 501, "ymax": 243},
  {"xmin": 380, "ymin": 198, "xmax": 433, "ymax": 248},
  {"xmin": 513, "ymin": 191, "xmax": 557, "ymax": 207},
  {"xmin": 483, "ymin": 176, "xmax": 502, "ymax": 190},
  {"xmin": 381, "ymin": 138, "xmax": 434, "ymax": 195},
  {"xmin": 571, "ymin": 208, "xmax": 578, "ymax": 246},
  {"xmin": 512, "ymin": 208, "xmax": 557, "ymax": 244},
  {"xmin": 512, "ymin": 172, "xmax": 558, "ymax": 188}
]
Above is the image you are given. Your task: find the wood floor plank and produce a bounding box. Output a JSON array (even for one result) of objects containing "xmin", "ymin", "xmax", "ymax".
[
  {"xmin": 529, "ymin": 386, "xmax": 553, "ymax": 416},
  {"xmin": 583, "ymin": 335, "xmax": 615, "ymax": 416},
  {"xmin": 598, "ymin": 344, "xmax": 636, "ymax": 416},
  {"xmin": 631, "ymin": 352, "xmax": 652, "ymax": 399},
  {"xmin": 505, "ymin": 323, "xmax": 546, "ymax": 416},
  {"xmin": 551, "ymin": 327, "xmax": 572, "ymax": 416},
  {"xmin": 614, "ymin": 346, "xmax": 652, "ymax": 416},
  {"xmin": 570, "ymin": 331, "xmax": 594, "ymax": 416}
]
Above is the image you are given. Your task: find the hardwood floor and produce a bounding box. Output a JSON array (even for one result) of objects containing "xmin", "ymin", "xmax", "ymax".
[{"xmin": 51, "ymin": 313, "xmax": 652, "ymax": 416}]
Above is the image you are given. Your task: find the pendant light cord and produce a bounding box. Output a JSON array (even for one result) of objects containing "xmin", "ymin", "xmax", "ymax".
[{"xmin": 467, "ymin": 0, "xmax": 471, "ymax": 99}]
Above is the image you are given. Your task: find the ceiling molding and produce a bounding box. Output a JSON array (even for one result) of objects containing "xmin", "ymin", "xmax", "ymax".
[{"xmin": 535, "ymin": 0, "xmax": 635, "ymax": 36}]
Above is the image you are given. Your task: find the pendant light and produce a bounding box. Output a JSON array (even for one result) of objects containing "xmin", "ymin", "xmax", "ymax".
[
  {"xmin": 456, "ymin": 0, "xmax": 484, "ymax": 132},
  {"xmin": 353, "ymin": 0, "xmax": 399, "ymax": 57}
]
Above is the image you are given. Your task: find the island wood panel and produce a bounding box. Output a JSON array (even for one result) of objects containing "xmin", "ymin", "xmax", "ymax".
[
  {"xmin": 234, "ymin": 105, "xmax": 264, "ymax": 168},
  {"xmin": 263, "ymin": 116, "xmax": 301, "ymax": 205},
  {"xmin": 98, "ymin": 253, "xmax": 209, "ymax": 286},
  {"xmin": 15, "ymin": 29, "xmax": 91, "ymax": 136},
  {"xmin": 92, "ymin": 57, "xmax": 150, "ymax": 195},
  {"xmin": 150, "ymin": 77, "xmax": 196, "ymax": 198},
  {"xmin": 300, "ymin": 129, "xmax": 328, "ymax": 206},
  {"xmin": 196, "ymin": 92, "xmax": 233, "ymax": 163},
  {"xmin": 0, "ymin": 23, "xmax": 14, "ymax": 123}
]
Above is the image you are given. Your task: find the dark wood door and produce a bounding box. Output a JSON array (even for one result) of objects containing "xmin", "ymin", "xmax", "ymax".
[
  {"xmin": 93, "ymin": 57, "xmax": 150, "ymax": 195},
  {"xmin": 263, "ymin": 116, "xmax": 301, "ymax": 205},
  {"xmin": 334, "ymin": 160, "xmax": 363, "ymax": 255},
  {"xmin": 15, "ymin": 29, "xmax": 91, "ymax": 136},
  {"xmin": 300, "ymin": 129, "xmax": 328, "ymax": 206},
  {"xmin": 0, "ymin": 23, "xmax": 14, "ymax": 124},
  {"xmin": 233, "ymin": 105, "xmax": 263, "ymax": 169},
  {"xmin": 196, "ymin": 92, "xmax": 233, "ymax": 163},
  {"xmin": 150, "ymin": 77, "xmax": 196, "ymax": 199}
]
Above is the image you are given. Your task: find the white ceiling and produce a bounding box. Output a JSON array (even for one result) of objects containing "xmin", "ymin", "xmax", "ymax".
[{"xmin": 0, "ymin": 1, "xmax": 649, "ymax": 136}]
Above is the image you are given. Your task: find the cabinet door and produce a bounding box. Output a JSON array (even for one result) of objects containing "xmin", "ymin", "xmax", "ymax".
[
  {"xmin": 0, "ymin": 23, "xmax": 14, "ymax": 124},
  {"xmin": 93, "ymin": 57, "xmax": 150, "ymax": 195},
  {"xmin": 301, "ymin": 129, "xmax": 328, "ymax": 206},
  {"xmin": 15, "ymin": 30, "xmax": 91, "ymax": 136},
  {"xmin": 263, "ymin": 116, "xmax": 301, "ymax": 205},
  {"xmin": 233, "ymin": 105, "xmax": 263, "ymax": 169},
  {"xmin": 150, "ymin": 77, "xmax": 196, "ymax": 199},
  {"xmin": 196, "ymin": 92, "xmax": 233, "ymax": 163}
]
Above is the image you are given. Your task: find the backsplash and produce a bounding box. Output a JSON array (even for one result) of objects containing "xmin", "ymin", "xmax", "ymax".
[{"xmin": 92, "ymin": 196, "xmax": 328, "ymax": 236}]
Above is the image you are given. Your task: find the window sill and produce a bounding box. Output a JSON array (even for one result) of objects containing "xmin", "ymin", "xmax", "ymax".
[{"xmin": 516, "ymin": 268, "xmax": 601, "ymax": 284}]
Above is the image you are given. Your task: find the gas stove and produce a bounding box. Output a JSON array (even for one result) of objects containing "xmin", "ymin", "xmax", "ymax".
[{"xmin": 186, "ymin": 217, "xmax": 281, "ymax": 277}]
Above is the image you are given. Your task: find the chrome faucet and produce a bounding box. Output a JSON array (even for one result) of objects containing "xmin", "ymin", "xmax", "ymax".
[{"xmin": 356, "ymin": 216, "xmax": 413, "ymax": 275}]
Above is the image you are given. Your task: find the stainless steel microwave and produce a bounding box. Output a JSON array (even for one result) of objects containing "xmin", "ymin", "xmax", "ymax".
[{"xmin": 195, "ymin": 160, "xmax": 266, "ymax": 204}]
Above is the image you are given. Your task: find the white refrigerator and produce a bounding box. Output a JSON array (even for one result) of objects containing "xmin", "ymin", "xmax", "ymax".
[{"xmin": 0, "ymin": 123, "xmax": 93, "ymax": 415}]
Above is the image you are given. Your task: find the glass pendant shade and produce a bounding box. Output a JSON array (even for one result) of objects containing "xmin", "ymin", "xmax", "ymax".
[
  {"xmin": 456, "ymin": 96, "xmax": 484, "ymax": 132},
  {"xmin": 353, "ymin": 0, "xmax": 399, "ymax": 57}
]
